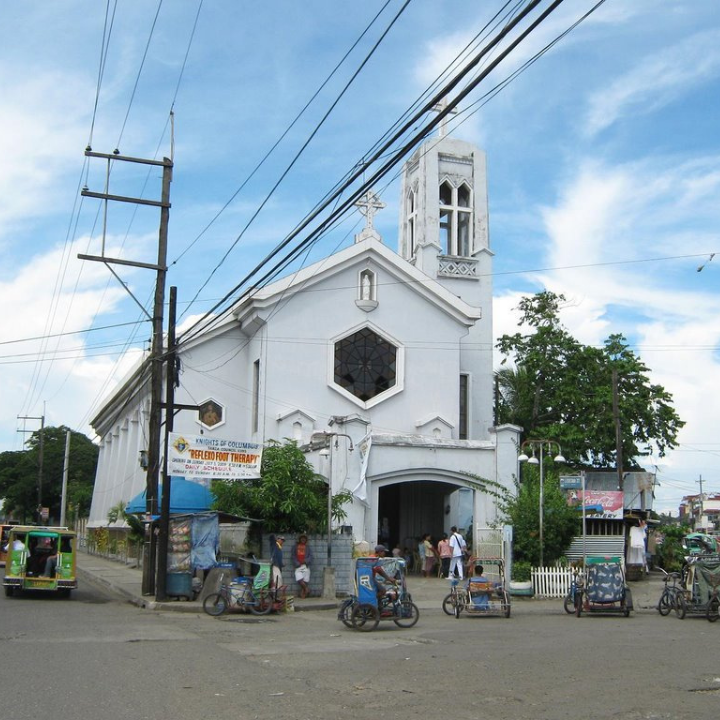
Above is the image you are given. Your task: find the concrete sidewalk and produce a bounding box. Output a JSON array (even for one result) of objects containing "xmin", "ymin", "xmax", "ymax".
[{"xmin": 76, "ymin": 551, "xmax": 665, "ymax": 615}]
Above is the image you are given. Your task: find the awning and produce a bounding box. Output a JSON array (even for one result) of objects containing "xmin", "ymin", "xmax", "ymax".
[{"xmin": 125, "ymin": 477, "xmax": 214, "ymax": 515}]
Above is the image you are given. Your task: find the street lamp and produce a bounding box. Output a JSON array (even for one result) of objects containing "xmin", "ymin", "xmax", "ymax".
[
  {"xmin": 310, "ymin": 431, "xmax": 354, "ymax": 566},
  {"xmin": 518, "ymin": 439, "xmax": 566, "ymax": 568}
]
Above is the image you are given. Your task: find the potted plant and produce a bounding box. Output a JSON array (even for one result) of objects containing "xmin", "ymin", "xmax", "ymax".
[{"xmin": 509, "ymin": 560, "xmax": 534, "ymax": 596}]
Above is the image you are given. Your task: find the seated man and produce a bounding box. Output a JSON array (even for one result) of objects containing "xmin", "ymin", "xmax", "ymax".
[
  {"xmin": 468, "ymin": 563, "xmax": 491, "ymax": 609},
  {"xmin": 372, "ymin": 545, "xmax": 399, "ymax": 605}
]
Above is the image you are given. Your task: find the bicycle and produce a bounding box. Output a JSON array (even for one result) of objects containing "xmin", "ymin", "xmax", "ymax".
[
  {"xmin": 442, "ymin": 577, "xmax": 462, "ymax": 616},
  {"xmin": 203, "ymin": 579, "xmax": 273, "ymax": 617},
  {"xmin": 656, "ymin": 568, "xmax": 683, "ymax": 616},
  {"xmin": 563, "ymin": 568, "xmax": 583, "ymax": 615}
]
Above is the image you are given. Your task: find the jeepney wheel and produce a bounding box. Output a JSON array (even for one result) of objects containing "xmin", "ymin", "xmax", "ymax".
[
  {"xmin": 351, "ymin": 603, "xmax": 379, "ymax": 632},
  {"xmin": 203, "ymin": 593, "xmax": 228, "ymax": 616},
  {"xmin": 249, "ymin": 589, "xmax": 274, "ymax": 616},
  {"xmin": 58, "ymin": 588, "xmax": 72, "ymax": 599},
  {"xmin": 706, "ymin": 597, "xmax": 719, "ymax": 623},
  {"xmin": 503, "ymin": 592, "xmax": 511, "ymax": 618},
  {"xmin": 394, "ymin": 601, "xmax": 420, "ymax": 628},
  {"xmin": 674, "ymin": 593, "xmax": 687, "ymax": 620},
  {"xmin": 442, "ymin": 593, "xmax": 457, "ymax": 616},
  {"xmin": 4, "ymin": 585, "xmax": 15, "ymax": 598}
]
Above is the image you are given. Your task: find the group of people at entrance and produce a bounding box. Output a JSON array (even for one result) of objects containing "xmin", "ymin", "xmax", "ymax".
[{"xmin": 393, "ymin": 526, "xmax": 468, "ymax": 579}]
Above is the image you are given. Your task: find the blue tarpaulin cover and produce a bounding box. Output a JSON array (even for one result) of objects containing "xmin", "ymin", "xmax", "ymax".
[{"xmin": 125, "ymin": 477, "xmax": 213, "ymax": 515}]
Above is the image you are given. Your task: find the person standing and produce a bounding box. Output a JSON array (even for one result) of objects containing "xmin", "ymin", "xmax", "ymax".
[
  {"xmin": 423, "ymin": 534, "xmax": 437, "ymax": 577},
  {"xmin": 292, "ymin": 534, "xmax": 313, "ymax": 599},
  {"xmin": 448, "ymin": 526, "xmax": 467, "ymax": 580},
  {"xmin": 438, "ymin": 533, "xmax": 452, "ymax": 578},
  {"xmin": 417, "ymin": 536, "xmax": 426, "ymax": 575},
  {"xmin": 270, "ymin": 535, "xmax": 285, "ymax": 589}
]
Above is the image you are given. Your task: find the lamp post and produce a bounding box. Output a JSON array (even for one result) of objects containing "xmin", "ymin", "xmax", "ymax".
[
  {"xmin": 518, "ymin": 439, "xmax": 566, "ymax": 568},
  {"xmin": 310, "ymin": 431, "xmax": 354, "ymax": 566}
]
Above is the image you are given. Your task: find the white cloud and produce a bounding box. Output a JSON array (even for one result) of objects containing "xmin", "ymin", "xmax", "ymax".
[{"xmin": 584, "ymin": 29, "xmax": 720, "ymax": 136}]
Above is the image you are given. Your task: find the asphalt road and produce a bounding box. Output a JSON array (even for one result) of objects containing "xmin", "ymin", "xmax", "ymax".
[{"xmin": 1, "ymin": 581, "xmax": 718, "ymax": 720}]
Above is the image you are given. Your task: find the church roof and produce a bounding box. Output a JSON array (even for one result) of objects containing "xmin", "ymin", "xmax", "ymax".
[{"xmin": 231, "ymin": 236, "xmax": 482, "ymax": 334}]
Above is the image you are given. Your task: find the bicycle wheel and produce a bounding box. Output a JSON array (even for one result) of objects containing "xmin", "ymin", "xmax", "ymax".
[
  {"xmin": 563, "ymin": 591, "xmax": 575, "ymax": 615},
  {"xmin": 675, "ymin": 593, "xmax": 687, "ymax": 620},
  {"xmin": 393, "ymin": 601, "xmax": 420, "ymax": 628},
  {"xmin": 657, "ymin": 590, "xmax": 673, "ymax": 616},
  {"xmin": 706, "ymin": 596, "xmax": 719, "ymax": 623},
  {"xmin": 338, "ymin": 597, "xmax": 355, "ymax": 628},
  {"xmin": 249, "ymin": 588, "xmax": 274, "ymax": 615},
  {"xmin": 442, "ymin": 592, "xmax": 457, "ymax": 616},
  {"xmin": 351, "ymin": 603, "xmax": 379, "ymax": 632},
  {"xmin": 203, "ymin": 592, "xmax": 228, "ymax": 617},
  {"xmin": 575, "ymin": 591, "xmax": 583, "ymax": 617}
]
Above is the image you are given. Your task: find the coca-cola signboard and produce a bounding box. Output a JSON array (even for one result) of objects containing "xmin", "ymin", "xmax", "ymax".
[{"xmin": 568, "ymin": 490, "xmax": 624, "ymax": 519}]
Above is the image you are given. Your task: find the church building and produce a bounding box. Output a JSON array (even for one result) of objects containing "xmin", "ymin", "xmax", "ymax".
[{"xmin": 87, "ymin": 131, "xmax": 521, "ymax": 553}]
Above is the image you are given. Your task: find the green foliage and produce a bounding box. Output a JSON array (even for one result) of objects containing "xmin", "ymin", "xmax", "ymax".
[
  {"xmin": 211, "ymin": 440, "xmax": 352, "ymax": 534},
  {"xmin": 500, "ymin": 466, "xmax": 580, "ymax": 567},
  {"xmin": 0, "ymin": 426, "xmax": 98, "ymax": 523},
  {"xmin": 496, "ymin": 291, "xmax": 684, "ymax": 468},
  {"xmin": 655, "ymin": 523, "xmax": 691, "ymax": 573},
  {"xmin": 512, "ymin": 561, "xmax": 532, "ymax": 582}
]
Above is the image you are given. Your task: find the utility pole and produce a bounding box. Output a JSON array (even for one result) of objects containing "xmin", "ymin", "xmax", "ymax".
[
  {"xmin": 17, "ymin": 413, "xmax": 45, "ymax": 523},
  {"xmin": 61, "ymin": 429, "xmax": 71, "ymax": 527},
  {"xmin": 612, "ymin": 369, "xmax": 624, "ymax": 492},
  {"xmin": 697, "ymin": 474, "xmax": 704, "ymax": 530},
  {"xmin": 79, "ymin": 147, "xmax": 173, "ymax": 596}
]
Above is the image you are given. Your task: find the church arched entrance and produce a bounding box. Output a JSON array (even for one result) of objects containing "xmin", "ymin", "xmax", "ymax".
[{"xmin": 376, "ymin": 478, "xmax": 473, "ymax": 559}]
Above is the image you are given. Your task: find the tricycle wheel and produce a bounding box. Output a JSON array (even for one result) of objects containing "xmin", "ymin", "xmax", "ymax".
[
  {"xmin": 503, "ymin": 592, "xmax": 511, "ymax": 618},
  {"xmin": 338, "ymin": 597, "xmax": 355, "ymax": 628},
  {"xmin": 574, "ymin": 591, "xmax": 583, "ymax": 617},
  {"xmin": 249, "ymin": 589, "xmax": 274, "ymax": 615},
  {"xmin": 563, "ymin": 592, "xmax": 574, "ymax": 615},
  {"xmin": 352, "ymin": 603, "xmax": 379, "ymax": 632},
  {"xmin": 393, "ymin": 601, "xmax": 420, "ymax": 628},
  {"xmin": 675, "ymin": 593, "xmax": 687, "ymax": 620},
  {"xmin": 203, "ymin": 593, "xmax": 228, "ymax": 616},
  {"xmin": 706, "ymin": 596, "xmax": 719, "ymax": 622},
  {"xmin": 623, "ymin": 602, "xmax": 630, "ymax": 617},
  {"xmin": 657, "ymin": 590, "xmax": 672, "ymax": 616},
  {"xmin": 442, "ymin": 592, "xmax": 456, "ymax": 616}
]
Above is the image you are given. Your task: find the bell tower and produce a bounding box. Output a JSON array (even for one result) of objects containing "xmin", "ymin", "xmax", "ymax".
[{"xmin": 397, "ymin": 129, "xmax": 495, "ymax": 441}]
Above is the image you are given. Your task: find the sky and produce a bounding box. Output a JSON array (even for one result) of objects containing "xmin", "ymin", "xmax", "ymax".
[{"xmin": 1, "ymin": 0, "xmax": 718, "ymax": 516}]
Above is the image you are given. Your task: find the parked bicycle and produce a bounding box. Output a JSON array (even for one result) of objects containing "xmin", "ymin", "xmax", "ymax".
[
  {"xmin": 563, "ymin": 567, "xmax": 583, "ymax": 615},
  {"xmin": 656, "ymin": 568, "xmax": 683, "ymax": 616}
]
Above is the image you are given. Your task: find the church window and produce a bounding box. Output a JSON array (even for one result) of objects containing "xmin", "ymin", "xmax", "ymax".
[
  {"xmin": 334, "ymin": 328, "xmax": 397, "ymax": 402},
  {"xmin": 407, "ymin": 191, "xmax": 417, "ymax": 256},
  {"xmin": 439, "ymin": 180, "xmax": 473, "ymax": 256},
  {"xmin": 252, "ymin": 359, "xmax": 260, "ymax": 433},
  {"xmin": 459, "ymin": 373, "xmax": 469, "ymax": 440}
]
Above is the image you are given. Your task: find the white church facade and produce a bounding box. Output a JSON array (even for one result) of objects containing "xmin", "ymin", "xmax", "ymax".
[{"xmin": 88, "ymin": 133, "xmax": 521, "ymax": 552}]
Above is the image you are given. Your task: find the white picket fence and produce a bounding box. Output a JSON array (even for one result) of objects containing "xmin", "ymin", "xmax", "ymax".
[{"xmin": 531, "ymin": 566, "xmax": 574, "ymax": 598}]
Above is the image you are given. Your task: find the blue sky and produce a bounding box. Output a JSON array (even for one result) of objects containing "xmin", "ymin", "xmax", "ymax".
[{"xmin": 1, "ymin": 1, "xmax": 718, "ymax": 515}]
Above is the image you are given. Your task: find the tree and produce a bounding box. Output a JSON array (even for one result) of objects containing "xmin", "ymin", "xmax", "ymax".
[
  {"xmin": 0, "ymin": 426, "xmax": 99, "ymax": 524},
  {"xmin": 499, "ymin": 466, "xmax": 580, "ymax": 567},
  {"xmin": 496, "ymin": 291, "xmax": 684, "ymax": 468},
  {"xmin": 211, "ymin": 440, "xmax": 352, "ymax": 534}
]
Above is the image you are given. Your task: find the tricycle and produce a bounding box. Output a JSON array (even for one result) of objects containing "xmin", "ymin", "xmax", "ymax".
[
  {"xmin": 574, "ymin": 556, "xmax": 632, "ymax": 617},
  {"xmin": 338, "ymin": 555, "xmax": 419, "ymax": 632},
  {"xmin": 444, "ymin": 557, "xmax": 510, "ymax": 618},
  {"xmin": 674, "ymin": 554, "xmax": 720, "ymax": 622},
  {"xmin": 203, "ymin": 559, "xmax": 284, "ymax": 616}
]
